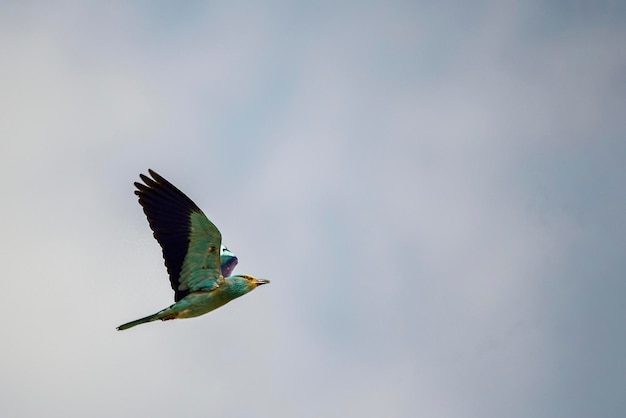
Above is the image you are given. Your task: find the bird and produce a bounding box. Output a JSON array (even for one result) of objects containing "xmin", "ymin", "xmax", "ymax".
[{"xmin": 117, "ymin": 169, "xmax": 269, "ymax": 331}]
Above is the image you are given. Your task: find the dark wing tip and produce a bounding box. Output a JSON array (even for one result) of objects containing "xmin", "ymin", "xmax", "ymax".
[
  {"xmin": 138, "ymin": 173, "xmax": 159, "ymax": 189},
  {"xmin": 148, "ymin": 169, "xmax": 166, "ymax": 183},
  {"xmin": 134, "ymin": 181, "xmax": 150, "ymax": 193},
  {"xmin": 133, "ymin": 169, "xmax": 203, "ymax": 301}
]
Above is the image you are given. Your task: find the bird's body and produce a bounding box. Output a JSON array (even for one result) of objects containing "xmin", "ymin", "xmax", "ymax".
[
  {"xmin": 117, "ymin": 169, "xmax": 268, "ymax": 331},
  {"xmin": 117, "ymin": 275, "xmax": 261, "ymax": 330}
]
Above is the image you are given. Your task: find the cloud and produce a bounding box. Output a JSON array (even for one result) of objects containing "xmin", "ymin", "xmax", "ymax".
[{"xmin": 1, "ymin": 1, "xmax": 625, "ymax": 417}]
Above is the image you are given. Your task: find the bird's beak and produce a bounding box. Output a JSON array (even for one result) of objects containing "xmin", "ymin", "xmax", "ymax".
[{"xmin": 254, "ymin": 278, "xmax": 270, "ymax": 286}]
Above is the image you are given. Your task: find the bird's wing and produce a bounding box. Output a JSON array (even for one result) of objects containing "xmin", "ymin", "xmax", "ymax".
[
  {"xmin": 134, "ymin": 169, "xmax": 224, "ymax": 302},
  {"xmin": 220, "ymin": 245, "xmax": 238, "ymax": 277}
]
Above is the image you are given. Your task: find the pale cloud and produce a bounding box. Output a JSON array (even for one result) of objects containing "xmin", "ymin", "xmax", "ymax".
[{"xmin": 1, "ymin": 2, "xmax": 624, "ymax": 417}]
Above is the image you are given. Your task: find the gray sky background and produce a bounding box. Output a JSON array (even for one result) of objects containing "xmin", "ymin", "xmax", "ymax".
[{"xmin": 1, "ymin": 2, "xmax": 625, "ymax": 417}]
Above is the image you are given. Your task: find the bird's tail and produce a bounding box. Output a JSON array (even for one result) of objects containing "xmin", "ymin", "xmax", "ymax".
[{"xmin": 116, "ymin": 312, "xmax": 160, "ymax": 331}]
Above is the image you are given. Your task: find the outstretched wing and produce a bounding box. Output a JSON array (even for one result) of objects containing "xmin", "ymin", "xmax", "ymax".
[
  {"xmin": 220, "ymin": 245, "xmax": 238, "ymax": 277},
  {"xmin": 134, "ymin": 169, "xmax": 224, "ymax": 302}
]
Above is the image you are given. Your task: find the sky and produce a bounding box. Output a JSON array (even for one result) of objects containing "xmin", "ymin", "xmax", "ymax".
[{"xmin": 1, "ymin": 1, "xmax": 625, "ymax": 417}]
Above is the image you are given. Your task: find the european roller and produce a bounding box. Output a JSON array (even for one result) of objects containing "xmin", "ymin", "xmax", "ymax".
[{"xmin": 117, "ymin": 169, "xmax": 269, "ymax": 331}]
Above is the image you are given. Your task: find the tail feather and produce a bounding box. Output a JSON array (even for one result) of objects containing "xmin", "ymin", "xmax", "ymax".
[{"xmin": 117, "ymin": 312, "xmax": 160, "ymax": 331}]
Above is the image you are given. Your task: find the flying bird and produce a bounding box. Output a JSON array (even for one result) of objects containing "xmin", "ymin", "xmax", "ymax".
[{"xmin": 117, "ymin": 169, "xmax": 269, "ymax": 331}]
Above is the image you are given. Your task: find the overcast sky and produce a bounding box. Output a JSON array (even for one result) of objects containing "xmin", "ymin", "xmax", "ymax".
[{"xmin": 1, "ymin": 2, "xmax": 625, "ymax": 417}]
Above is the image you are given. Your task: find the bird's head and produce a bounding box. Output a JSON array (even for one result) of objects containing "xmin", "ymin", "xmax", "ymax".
[
  {"xmin": 226, "ymin": 274, "xmax": 270, "ymax": 296},
  {"xmin": 238, "ymin": 274, "xmax": 270, "ymax": 287}
]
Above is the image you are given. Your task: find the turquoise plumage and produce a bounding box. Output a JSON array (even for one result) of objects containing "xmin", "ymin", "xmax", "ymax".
[{"xmin": 117, "ymin": 169, "xmax": 269, "ymax": 331}]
